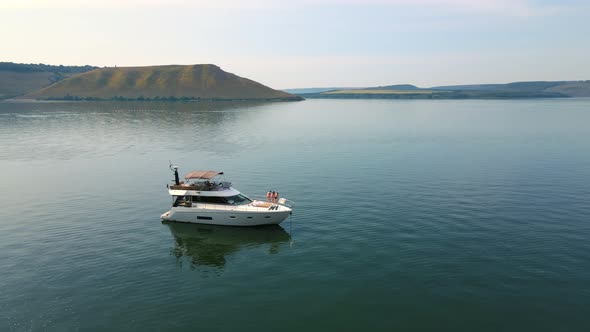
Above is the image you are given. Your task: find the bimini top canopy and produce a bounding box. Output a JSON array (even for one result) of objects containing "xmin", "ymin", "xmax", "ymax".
[{"xmin": 184, "ymin": 170, "xmax": 224, "ymax": 180}]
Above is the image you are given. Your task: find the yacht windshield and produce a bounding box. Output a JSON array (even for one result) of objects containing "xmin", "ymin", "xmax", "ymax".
[{"xmin": 224, "ymin": 194, "xmax": 252, "ymax": 205}]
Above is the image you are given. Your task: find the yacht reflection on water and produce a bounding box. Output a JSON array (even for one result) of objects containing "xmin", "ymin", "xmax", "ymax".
[{"xmin": 164, "ymin": 221, "xmax": 291, "ymax": 270}]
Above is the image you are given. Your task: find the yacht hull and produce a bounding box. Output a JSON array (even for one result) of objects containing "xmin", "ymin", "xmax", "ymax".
[{"xmin": 161, "ymin": 207, "xmax": 291, "ymax": 226}]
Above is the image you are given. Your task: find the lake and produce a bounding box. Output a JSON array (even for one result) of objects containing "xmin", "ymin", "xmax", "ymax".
[{"xmin": 1, "ymin": 98, "xmax": 589, "ymax": 331}]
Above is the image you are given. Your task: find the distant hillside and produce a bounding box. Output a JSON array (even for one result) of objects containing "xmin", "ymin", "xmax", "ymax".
[
  {"xmin": 365, "ymin": 84, "xmax": 420, "ymax": 91},
  {"xmin": 27, "ymin": 64, "xmax": 302, "ymax": 101},
  {"xmin": 431, "ymin": 81, "xmax": 590, "ymax": 96},
  {"xmin": 544, "ymin": 81, "xmax": 590, "ymax": 97},
  {"xmin": 0, "ymin": 62, "xmax": 96, "ymax": 99},
  {"xmin": 283, "ymin": 85, "xmax": 417, "ymax": 94},
  {"xmin": 283, "ymin": 87, "xmax": 363, "ymax": 94},
  {"xmin": 322, "ymin": 89, "xmax": 439, "ymax": 95},
  {"xmin": 298, "ymin": 80, "xmax": 590, "ymax": 99}
]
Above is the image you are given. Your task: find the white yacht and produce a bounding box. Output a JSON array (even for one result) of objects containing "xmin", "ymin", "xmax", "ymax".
[{"xmin": 161, "ymin": 165, "xmax": 293, "ymax": 226}]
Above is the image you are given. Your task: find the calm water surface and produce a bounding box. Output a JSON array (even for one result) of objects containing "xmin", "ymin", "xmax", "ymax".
[{"xmin": 1, "ymin": 99, "xmax": 589, "ymax": 331}]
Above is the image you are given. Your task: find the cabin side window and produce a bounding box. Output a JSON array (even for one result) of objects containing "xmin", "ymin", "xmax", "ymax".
[
  {"xmin": 191, "ymin": 196, "xmax": 226, "ymax": 204},
  {"xmin": 173, "ymin": 196, "xmax": 191, "ymax": 207},
  {"xmin": 189, "ymin": 194, "xmax": 252, "ymax": 205}
]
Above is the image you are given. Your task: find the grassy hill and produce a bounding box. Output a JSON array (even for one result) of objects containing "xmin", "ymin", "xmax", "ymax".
[
  {"xmin": 298, "ymin": 80, "xmax": 590, "ymax": 99},
  {"xmin": 0, "ymin": 62, "xmax": 96, "ymax": 99},
  {"xmin": 0, "ymin": 71, "xmax": 56, "ymax": 100},
  {"xmin": 365, "ymin": 84, "xmax": 421, "ymax": 91},
  {"xmin": 322, "ymin": 89, "xmax": 441, "ymax": 95},
  {"xmin": 283, "ymin": 87, "xmax": 364, "ymax": 94},
  {"xmin": 27, "ymin": 64, "xmax": 302, "ymax": 101},
  {"xmin": 542, "ymin": 81, "xmax": 590, "ymax": 97}
]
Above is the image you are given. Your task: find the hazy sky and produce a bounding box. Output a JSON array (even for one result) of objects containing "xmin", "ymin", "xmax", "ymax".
[{"xmin": 1, "ymin": 0, "xmax": 589, "ymax": 88}]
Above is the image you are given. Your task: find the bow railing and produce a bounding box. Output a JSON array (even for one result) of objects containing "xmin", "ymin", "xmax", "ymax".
[{"xmin": 247, "ymin": 195, "xmax": 295, "ymax": 208}]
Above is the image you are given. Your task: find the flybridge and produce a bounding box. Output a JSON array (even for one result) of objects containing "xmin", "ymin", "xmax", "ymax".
[
  {"xmin": 168, "ymin": 166, "xmax": 230, "ymax": 191},
  {"xmin": 185, "ymin": 170, "xmax": 224, "ymax": 180}
]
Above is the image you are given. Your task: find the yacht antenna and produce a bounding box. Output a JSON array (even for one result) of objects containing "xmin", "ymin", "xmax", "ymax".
[{"xmin": 169, "ymin": 161, "xmax": 180, "ymax": 185}]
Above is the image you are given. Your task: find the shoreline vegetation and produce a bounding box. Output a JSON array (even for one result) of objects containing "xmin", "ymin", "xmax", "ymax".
[
  {"xmin": 298, "ymin": 91, "xmax": 569, "ymax": 100},
  {"xmin": 291, "ymin": 81, "xmax": 590, "ymax": 100},
  {"xmin": 38, "ymin": 95, "xmax": 303, "ymax": 102}
]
